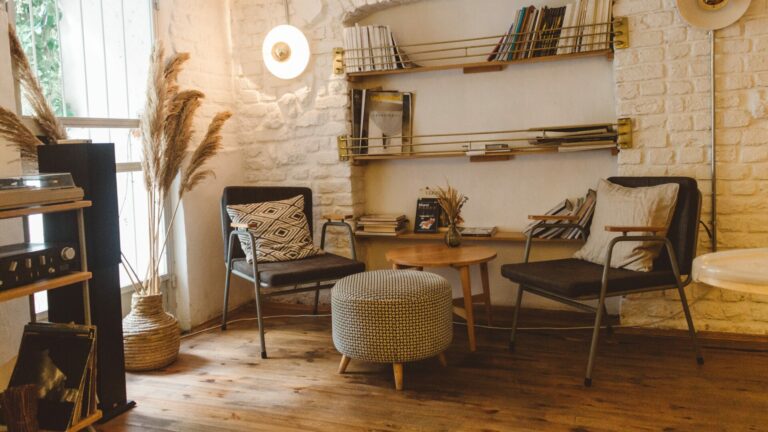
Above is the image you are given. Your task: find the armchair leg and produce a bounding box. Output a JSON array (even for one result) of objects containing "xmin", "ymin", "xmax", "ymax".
[
  {"xmin": 222, "ymin": 265, "xmax": 232, "ymax": 331},
  {"xmin": 313, "ymin": 282, "xmax": 321, "ymax": 315},
  {"xmin": 678, "ymin": 285, "xmax": 704, "ymax": 365},
  {"xmin": 602, "ymin": 303, "xmax": 613, "ymax": 336},
  {"xmin": 222, "ymin": 232, "xmax": 237, "ymax": 331},
  {"xmin": 253, "ymin": 264, "xmax": 267, "ymax": 359},
  {"xmin": 509, "ymin": 286, "xmax": 525, "ymax": 351},
  {"xmin": 585, "ymin": 296, "xmax": 607, "ymax": 387}
]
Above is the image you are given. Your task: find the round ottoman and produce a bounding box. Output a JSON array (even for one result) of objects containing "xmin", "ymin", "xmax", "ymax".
[{"xmin": 331, "ymin": 269, "xmax": 453, "ymax": 390}]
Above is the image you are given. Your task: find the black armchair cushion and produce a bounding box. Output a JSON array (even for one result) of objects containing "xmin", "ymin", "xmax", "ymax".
[
  {"xmin": 233, "ymin": 253, "xmax": 365, "ymax": 287},
  {"xmin": 501, "ymin": 258, "xmax": 678, "ymax": 299}
]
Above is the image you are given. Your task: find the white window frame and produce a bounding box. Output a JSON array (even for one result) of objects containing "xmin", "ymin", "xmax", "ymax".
[{"xmin": 6, "ymin": 0, "xmax": 174, "ymax": 299}]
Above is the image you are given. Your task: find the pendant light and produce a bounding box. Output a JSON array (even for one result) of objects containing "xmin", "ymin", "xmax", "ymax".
[
  {"xmin": 262, "ymin": 0, "xmax": 310, "ymax": 80},
  {"xmin": 674, "ymin": 0, "xmax": 751, "ymax": 251}
]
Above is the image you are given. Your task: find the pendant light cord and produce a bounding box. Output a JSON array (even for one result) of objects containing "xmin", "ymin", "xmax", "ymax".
[
  {"xmin": 710, "ymin": 29, "xmax": 717, "ymax": 252},
  {"xmin": 284, "ymin": 0, "xmax": 290, "ymax": 24}
]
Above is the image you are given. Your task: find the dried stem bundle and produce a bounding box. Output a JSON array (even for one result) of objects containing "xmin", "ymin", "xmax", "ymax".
[
  {"xmin": 132, "ymin": 42, "xmax": 231, "ymax": 296},
  {"xmin": 434, "ymin": 184, "xmax": 468, "ymax": 225},
  {"xmin": 0, "ymin": 106, "xmax": 44, "ymax": 162},
  {"xmin": 7, "ymin": 24, "xmax": 67, "ymax": 143}
]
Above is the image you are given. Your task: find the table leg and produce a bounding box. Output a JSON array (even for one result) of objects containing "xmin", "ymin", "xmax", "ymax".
[
  {"xmin": 458, "ymin": 265, "xmax": 477, "ymax": 352},
  {"xmin": 392, "ymin": 263, "xmax": 402, "ymax": 270},
  {"xmin": 479, "ymin": 262, "xmax": 493, "ymax": 326}
]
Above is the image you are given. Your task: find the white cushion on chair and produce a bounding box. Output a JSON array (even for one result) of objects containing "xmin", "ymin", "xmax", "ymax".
[{"xmin": 574, "ymin": 179, "xmax": 679, "ymax": 272}]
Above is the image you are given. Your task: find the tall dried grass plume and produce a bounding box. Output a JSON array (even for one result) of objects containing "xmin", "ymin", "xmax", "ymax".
[
  {"xmin": 0, "ymin": 107, "xmax": 44, "ymax": 162},
  {"xmin": 7, "ymin": 24, "xmax": 67, "ymax": 143},
  {"xmin": 129, "ymin": 41, "xmax": 231, "ymax": 297}
]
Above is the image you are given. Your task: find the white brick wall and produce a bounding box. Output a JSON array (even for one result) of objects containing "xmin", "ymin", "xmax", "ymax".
[
  {"xmin": 615, "ymin": 0, "xmax": 768, "ymax": 334},
  {"xmin": 227, "ymin": 0, "xmax": 768, "ymax": 332}
]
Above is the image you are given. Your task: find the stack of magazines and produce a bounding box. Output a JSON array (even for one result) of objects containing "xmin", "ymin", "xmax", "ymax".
[
  {"xmin": 530, "ymin": 124, "xmax": 616, "ymax": 152},
  {"xmin": 525, "ymin": 189, "xmax": 596, "ymax": 239},
  {"xmin": 343, "ymin": 24, "xmax": 413, "ymax": 72},
  {"xmin": 356, "ymin": 214, "xmax": 408, "ymax": 236}
]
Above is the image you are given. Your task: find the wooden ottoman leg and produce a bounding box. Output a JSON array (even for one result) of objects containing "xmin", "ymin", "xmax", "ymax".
[
  {"xmin": 338, "ymin": 355, "xmax": 351, "ymax": 374},
  {"xmin": 437, "ymin": 352, "xmax": 447, "ymax": 367},
  {"xmin": 393, "ymin": 363, "xmax": 404, "ymax": 391}
]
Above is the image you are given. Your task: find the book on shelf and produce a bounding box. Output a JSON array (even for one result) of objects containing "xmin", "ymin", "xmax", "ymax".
[
  {"xmin": 488, "ymin": 0, "xmax": 612, "ymax": 62},
  {"xmin": 353, "ymin": 90, "xmax": 413, "ymax": 156},
  {"xmin": 460, "ymin": 226, "xmax": 498, "ymax": 237},
  {"xmin": 343, "ymin": 24, "xmax": 413, "ymax": 73},
  {"xmin": 358, "ymin": 214, "xmax": 407, "ymax": 223}
]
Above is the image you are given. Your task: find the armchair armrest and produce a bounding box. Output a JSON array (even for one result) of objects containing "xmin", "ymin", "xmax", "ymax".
[
  {"xmin": 322, "ymin": 213, "xmax": 354, "ymax": 222},
  {"xmin": 320, "ymin": 216, "xmax": 358, "ymax": 260},
  {"xmin": 528, "ymin": 214, "xmax": 579, "ymax": 222},
  {"xmin": 231, "ymin": 222, "xmax": 257, "ymax": 229},
  {"xmin": 605, "ymin": 225, "xmax": 665, "ymax": 234}
]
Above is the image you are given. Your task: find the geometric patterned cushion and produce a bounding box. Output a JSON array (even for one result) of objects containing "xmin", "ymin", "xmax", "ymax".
[
  {"xmin": 226, "ymin": 195, "xmax": 321, "ymax": 263},
  {"xmin": 331, "ymin": 270, "xmax": 453, "ymax": 363}
]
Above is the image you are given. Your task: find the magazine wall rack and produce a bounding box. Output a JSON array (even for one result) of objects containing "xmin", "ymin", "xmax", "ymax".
[
  {"xmin": 337, "ymin": 118, "xmax": 632, "ymax": 163},
  {"xmin": 334, "ymin": 17, "xmax": 628, "ymax": 80}
]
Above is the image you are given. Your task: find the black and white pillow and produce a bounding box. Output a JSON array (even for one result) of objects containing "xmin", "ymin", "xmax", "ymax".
[{"xmin": 226, "ymin": 195, "xmax": 321, "ymax": 263}]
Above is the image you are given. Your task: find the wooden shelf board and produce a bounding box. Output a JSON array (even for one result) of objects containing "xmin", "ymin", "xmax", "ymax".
[
  {"xmin": 67, "ymin": 410, "xmax": 103, "ymax": 432},
  {"xmin": 355, "ymin": 230, "xmax": 584, "ymax": 243},
  {"xmin": 0, "ymin": 271, "xmax": 92, "ymax": 303},
  {"xmin": 348, "ymin": 146, "xmax": 617, "ymax": 162},
  {"xmin": 0, "ymin": 200, "xmax": 92, "ymax": 220},
  {"xmin": 346, "ymin": 49, "xmax": 614, "ymax": 81}
]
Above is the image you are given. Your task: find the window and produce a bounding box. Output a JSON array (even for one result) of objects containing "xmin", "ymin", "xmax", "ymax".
[{"xmin": 9, "ymin": 0, "xmax": 164, "ymax": 311}]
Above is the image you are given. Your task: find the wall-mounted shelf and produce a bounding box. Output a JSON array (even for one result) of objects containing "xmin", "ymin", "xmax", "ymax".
[
  {"xmin": 336, "ymin": 17, "xmax": 628, "ymax": 81},
  {"xmin": 356, "ymin": 230, "xmax": 584, "ymax": 244},
  {"xmin": 345, "ymin": 49, "xmax": 614, "ymax": 81},
  {"xmin": 338, "ymin": 119, "xmax": 632, "ymax": 163}
]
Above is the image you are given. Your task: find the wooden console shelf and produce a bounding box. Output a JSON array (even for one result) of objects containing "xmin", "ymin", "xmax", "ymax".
[
  {"xmin": 0, "ymin": 200, "xmax": 92, "ymax": 219},
  {"xmin": 346, "ymin": 49, "xmax": 613, "ymax": 81},
  {"xmin": 0, "ymin": 271, "xmax": 93, "ymax": 303},
  {"xmin": 355, "ymin": 230, "xmax": 584, "ymax": 244}
]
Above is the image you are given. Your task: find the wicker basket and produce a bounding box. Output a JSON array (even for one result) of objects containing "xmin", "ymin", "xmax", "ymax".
[{"xmin": 122, "ymin": 293, "xmax": 180, "ymax": 371}]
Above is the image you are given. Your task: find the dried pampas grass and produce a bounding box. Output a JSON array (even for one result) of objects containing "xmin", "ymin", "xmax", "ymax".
[
  {"xmin": 7, "ymin": 24, "xmax": 67, "ymax": 143},
  {"xmin": 180, "ymin": 111, "xmax": 232, "ymax": 195},
  {"xmin": 130, "ymin": 41, "xmax": 231, "ymax": 297},
  {"xmin": 0, "ymin": 106, "xmax": 43, "ymax": 162},
  {"xmin": 434, "ymin": 184, "xmax": 468, "ymax": 225}
]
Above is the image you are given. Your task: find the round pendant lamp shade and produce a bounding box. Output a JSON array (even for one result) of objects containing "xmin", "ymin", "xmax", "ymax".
[
  {"xmin": 262, "ymin": 24, "xmax": 310, "ymax": 79},
  {"xmin": 675, "ymin": 0, "xmax": 751, "ymax": 30}
]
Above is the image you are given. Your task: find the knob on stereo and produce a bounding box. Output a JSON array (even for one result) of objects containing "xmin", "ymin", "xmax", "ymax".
[{"xmin": 60, "ymin": 247, "xmax": 77, "ymax": 261}]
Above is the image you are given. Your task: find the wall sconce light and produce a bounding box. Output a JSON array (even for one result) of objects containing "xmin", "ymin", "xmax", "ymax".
[{"xmin": 262, "ymin": 1, "xmax": 310, "ymax": 80}]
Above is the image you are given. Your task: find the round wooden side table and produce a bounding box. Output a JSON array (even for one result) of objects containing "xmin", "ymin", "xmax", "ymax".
[{"xmin": 385, "ymin": 244, "xmax": 497, "ymax": 352}]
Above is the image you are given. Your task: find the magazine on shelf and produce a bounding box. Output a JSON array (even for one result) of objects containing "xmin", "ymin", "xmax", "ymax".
[{"xmin": 361, "ymin": 91, "xmax": 413, "ymax": 156}]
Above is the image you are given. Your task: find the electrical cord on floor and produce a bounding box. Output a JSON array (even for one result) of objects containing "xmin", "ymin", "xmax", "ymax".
[{"xmin": 181, "ymin": 287, "xmax": 713, "ymax": 340}]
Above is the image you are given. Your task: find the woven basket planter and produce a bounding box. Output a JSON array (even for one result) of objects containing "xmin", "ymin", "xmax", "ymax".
[{"xmin": 122, "ymin": 293, "xmax": 180, "ymax": 371}]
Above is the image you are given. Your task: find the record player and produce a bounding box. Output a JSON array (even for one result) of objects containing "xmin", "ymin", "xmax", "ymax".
[{"xmin": 0, "ymin": 173, "xmax": 84, "ymax": 210}]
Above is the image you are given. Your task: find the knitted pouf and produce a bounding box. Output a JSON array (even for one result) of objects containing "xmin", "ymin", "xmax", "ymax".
[{"xmin": 331, "ymin": 270, "xmax": 453, "ymax": 390}]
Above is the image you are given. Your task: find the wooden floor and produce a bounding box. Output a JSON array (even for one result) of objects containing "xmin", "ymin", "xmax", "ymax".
[{"xmin": 99, "ymin": 304, "xmax": 768, "ymax": 432}]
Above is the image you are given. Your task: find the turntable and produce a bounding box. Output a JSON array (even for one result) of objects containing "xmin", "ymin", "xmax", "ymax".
[{"xmin": 0, "ymin": 173, "xmax": 84, "ymax": 210}]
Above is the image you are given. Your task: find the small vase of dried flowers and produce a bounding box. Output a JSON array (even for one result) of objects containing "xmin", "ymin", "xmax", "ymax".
[{"xmin": 434, "ymin": 184, "xmax": 468, "ymax": 248}]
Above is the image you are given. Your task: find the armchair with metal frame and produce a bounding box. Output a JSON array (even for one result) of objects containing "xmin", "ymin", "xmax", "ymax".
[
  {"xmin": 220, "ymin": 186, "xmax": 365, "ymax": 359},
  {"xmin": 501, "ymin": 177, "xmax": 704, "ymax": 386}
]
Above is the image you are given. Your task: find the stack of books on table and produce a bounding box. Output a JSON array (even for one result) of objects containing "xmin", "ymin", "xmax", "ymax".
[
  {"xmin": 357, "ymin": 214, "xmax": 408, "ymax": 236},
  {"xmin": 525, "ymin": 189, "xmax": 596, "ymax": 240}
]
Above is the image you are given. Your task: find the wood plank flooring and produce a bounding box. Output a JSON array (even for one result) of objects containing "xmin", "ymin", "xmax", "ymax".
[{"xmin": 99, "ymin": 304, "xmax": 768, "ymax": 432}]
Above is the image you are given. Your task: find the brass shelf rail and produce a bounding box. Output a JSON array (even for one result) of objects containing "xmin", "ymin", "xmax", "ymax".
[
  {"xmin": 338, "ymin": 118, "xmax": 633, "ymax": 163},
  {"xmin": 334, "ymin": 17, "xmax": 628, "ymax": 78}
]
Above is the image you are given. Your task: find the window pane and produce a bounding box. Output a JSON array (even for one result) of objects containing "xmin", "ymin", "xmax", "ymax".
[
  {"xmin": 16, "ymin": 0, "xmax": 153, "ymax": 119},
  {"xmin": 65, "ymin": 127, "xmax": 142, "ymax": 163},
  {"xmin": 117, "ymin": 170, "xmax": 167, "ymax": 289}
]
